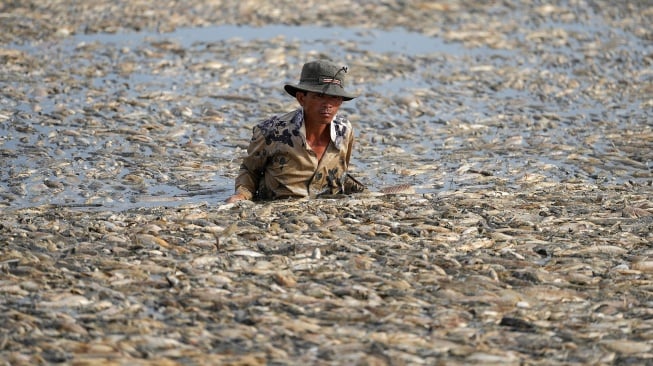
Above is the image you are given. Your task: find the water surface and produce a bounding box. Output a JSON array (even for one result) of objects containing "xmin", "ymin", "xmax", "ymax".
[{"xmin": 1, "ymin": 21, "xmax": 651, "ymax": 210}]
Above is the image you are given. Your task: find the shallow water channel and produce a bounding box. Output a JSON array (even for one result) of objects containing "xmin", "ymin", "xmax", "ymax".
[{"xmin": 1, "ymin": 22, "xmax": 651, "ymax": 210}]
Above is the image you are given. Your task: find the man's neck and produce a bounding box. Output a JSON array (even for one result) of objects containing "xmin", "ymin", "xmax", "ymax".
[{"xmin": 304, "ymin": 117, "xmax": 330, "ymax": 141}]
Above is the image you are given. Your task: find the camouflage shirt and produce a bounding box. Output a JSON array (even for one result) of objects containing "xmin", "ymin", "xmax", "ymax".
[{"xmin": 234, "ymin": 108, "xmax": 364, "ymax": 200}]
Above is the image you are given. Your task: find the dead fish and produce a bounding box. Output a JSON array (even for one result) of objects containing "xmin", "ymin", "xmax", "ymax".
[{"xmin": 379, "ymin": 183, "xmax": 416, "ymax": 195}]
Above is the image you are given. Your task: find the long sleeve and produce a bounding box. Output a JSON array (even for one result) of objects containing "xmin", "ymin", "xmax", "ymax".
[
  {"xmin": 345, "ymin": 131, "xmax": 354, "ymax": 166},
  {"xmin": 234, "ymin": 125, "xmax": 268, "ymax": 200}
]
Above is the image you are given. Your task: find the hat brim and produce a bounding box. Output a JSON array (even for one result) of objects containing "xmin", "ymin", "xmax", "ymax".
[{"xmin": 284, "ymin": 84, "xmax": 357, "ymax": 101}]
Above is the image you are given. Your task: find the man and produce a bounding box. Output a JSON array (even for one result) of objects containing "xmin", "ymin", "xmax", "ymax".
[{"xmin": 225, "ymin": 59, "xmax": 365, "ymax": 203}]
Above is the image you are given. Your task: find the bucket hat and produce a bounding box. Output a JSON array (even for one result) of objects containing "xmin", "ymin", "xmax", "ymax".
[{"xmin": 284, "ymin": 60, "xmax": 357, "ymax": 101}]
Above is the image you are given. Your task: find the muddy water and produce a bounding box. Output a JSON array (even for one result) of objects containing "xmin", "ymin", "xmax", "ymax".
[{"xmin": 1, "ymin": 20, "xmax": 651, "ymax": 211}]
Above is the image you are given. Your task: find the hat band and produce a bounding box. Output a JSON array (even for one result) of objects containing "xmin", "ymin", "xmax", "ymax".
[{"xmin": 320, "ymin": 77, "xmax": 342, "ymax": 87}]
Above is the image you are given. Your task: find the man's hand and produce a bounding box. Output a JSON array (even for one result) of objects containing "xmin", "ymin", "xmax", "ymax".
[{"xmin": 225, "ymin": 193, "xmax": 247, "ymax": 203}]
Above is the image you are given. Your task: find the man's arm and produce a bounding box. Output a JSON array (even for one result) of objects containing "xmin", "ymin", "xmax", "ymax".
[{"xmin": 225, "ymin": 126, "xmax": 268, "ymax": 202}]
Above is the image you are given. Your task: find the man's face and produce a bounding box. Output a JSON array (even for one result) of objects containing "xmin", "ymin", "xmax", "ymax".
[{"xmin": 297, "ymin": 91, "xmax": 343, "ymax": 125}]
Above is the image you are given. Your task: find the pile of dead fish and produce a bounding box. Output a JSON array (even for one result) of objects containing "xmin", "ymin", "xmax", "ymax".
[
  {"xmin": 1, "ymin": 183, "xmax": 652, "ymax": 364},
  {"xmin": 1, "ymin": 0, "xmax": 652, "ymax": 364}
]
